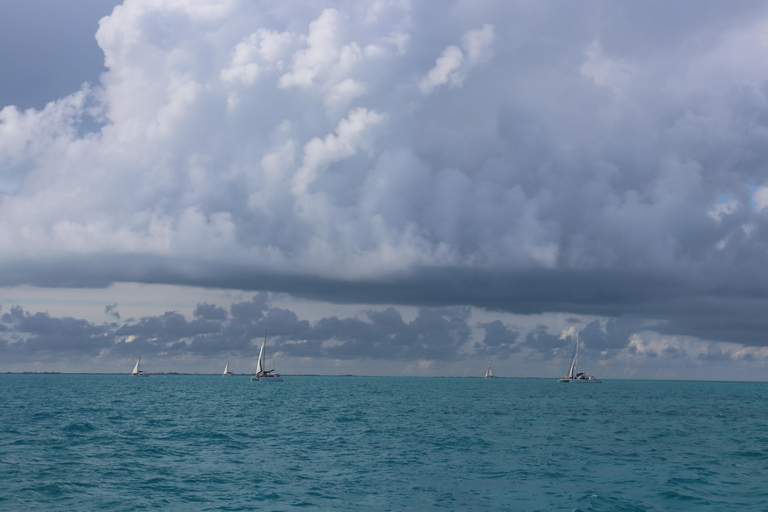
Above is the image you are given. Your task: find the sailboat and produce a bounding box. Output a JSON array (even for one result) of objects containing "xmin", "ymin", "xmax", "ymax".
[
  {"xmin": 251, "ymin": 330, "xmax": 284, "ymax": 382},
  {"xmin": 559, "ymin": 335, "xmax": 600, "ymax": 383},
  {"xmin": 130, "ymin": 356, "xmax": 149, "ymax": 377},
  {"xmin": 485, "ymin": 363, "xmax": 496, "ymax": 378},
  {"xmin": 222, "ymin": 360, "xmax": 234, "ymax": 376}
]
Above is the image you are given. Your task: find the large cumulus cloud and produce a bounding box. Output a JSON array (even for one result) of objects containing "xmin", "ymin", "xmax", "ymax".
[{"xmin": 4, "ymin": 0, "xmax": 768, "ymax": 347}]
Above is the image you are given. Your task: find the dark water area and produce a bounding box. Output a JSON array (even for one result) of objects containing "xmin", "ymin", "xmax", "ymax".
[{"xmin": 1, "ymin": 375, "xmax": 767, "ymax": 511}]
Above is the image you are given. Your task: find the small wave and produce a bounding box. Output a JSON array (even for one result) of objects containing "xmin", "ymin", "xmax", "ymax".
[
  {"xmin": 659, "ymin": 489, "xmax": 711, "ymax": 505},
  {"xmin": 731, "ymin": 450, "xmax": 766, "ymax": 458},
  {"xmin": 21, "ymin": 482, "xmax": 67, "ymax": 497},
  {"xmin": 665, "ymin": 476, "xmax": 713, "ymax": 487},
  {"xmin": 574, "ymin": 492, "xmax": 650, "ymax": 511},
  {"xmin": 62, "ymin": 422, "xmax": 97, "ymax": 434},
  {"xmin": 334, "ymin": 414, "xmax": 363, "ymax": 422}
]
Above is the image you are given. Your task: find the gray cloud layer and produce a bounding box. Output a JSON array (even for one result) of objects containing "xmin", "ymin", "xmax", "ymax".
[
  {"xmin": 0, "ymin": 296, "xmax": 479, "ymax": 366},
  {"xmin": 1, "ymin": 295, "xmax": 765, "ymax": 377},
  {"xmin": 3, "ymin": 1, "xmax": 768, "ymax": 349}
]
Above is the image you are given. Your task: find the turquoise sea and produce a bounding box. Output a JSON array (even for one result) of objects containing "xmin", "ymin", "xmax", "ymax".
[{"xmin": 1, "ymin": 375, "xmax": 768, "ymax": 511}]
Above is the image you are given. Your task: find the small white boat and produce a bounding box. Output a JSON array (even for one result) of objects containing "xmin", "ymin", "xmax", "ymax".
[
  {"xmin": 130, "ymin": 356, "xmax": 149, "ymax": 377},
  {"xmin": 485, "ymin": 363, "xmax": 496, "ymax": 378},
  {"xmin": 559, "ymin": 336, "xmax": 600, "ymax": 383},
  {"xmin": 222, "ymin": 360, "xmax": 234, "ymax": 376},
  {"xmin": 251, "ymin": 330, "xmax": 284, "ymax": 382}
]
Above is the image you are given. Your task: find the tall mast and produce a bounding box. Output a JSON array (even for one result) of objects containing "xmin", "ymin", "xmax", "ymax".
[{"xmin": 567, "ymin": 336, "xmax": 579, "ymax": 379}]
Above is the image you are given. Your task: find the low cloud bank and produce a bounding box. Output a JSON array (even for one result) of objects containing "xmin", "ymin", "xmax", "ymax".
[{"xmin": 2, "ymin": 295, "xmax": 767, "ymax": 379}]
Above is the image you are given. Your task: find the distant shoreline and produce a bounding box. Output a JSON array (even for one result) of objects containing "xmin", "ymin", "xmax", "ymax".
[
  {"xmin": 1, "ymin": 372, "xmax": 537, "ymax": 378},
  {"xmin": 1, "ymin": 372, "xmax": 353, "ymax": 377},
  {"xmin": 2, "ymin": 373, "xmax": 768, "ymax": 383}
]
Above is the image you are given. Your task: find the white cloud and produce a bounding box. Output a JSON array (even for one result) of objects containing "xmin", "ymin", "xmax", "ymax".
[
  {"xmin": 418, "ymin": 46, "xmax": 464, "ymax": 94},
  {"xmin": 0, "ymin": 89, "xmax": 89, "ymax": 194},
  {"xmin": 364, "ymin": 0, "xmax": 411, "ymax": 24},
  {"xmin": 293, "ymin": 107, "xmax": 385, "ymax": 197},
  {"xmin": 462, "ymin": 24, "xmax": 495, "ymax": 65},
  {"xmin": 383, "ymin": 32, "xmax": 409, "ymax": 55},
  {"xmin": 324, "ymin": 79, "xmax": 366, "ymax": 115},
  {"xmin": 279, "ymin": 9, "xmax": 344, "ymax": 89},
  {"xmin": 753, "ymin": 186, "xmax": 768, "ymax": 212},
  {"xmin": 418, "ymin": 24, "xmax": 495, "ymax": 94}
]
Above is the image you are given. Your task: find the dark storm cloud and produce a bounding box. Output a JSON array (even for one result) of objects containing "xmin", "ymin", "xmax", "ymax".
[
  {"xmin": 474, "ymin": 320, "xmax": 520, "ymax": 359},
  {"xmin": 3, "ymin": 306, "xmax": 106, "ymax": 337},
  {"xmin": 579, "ymin": 318, "xmax": 647, "ymax": 352},
  {"xmin": 185, "ymin": 298, "xmax": 312, "ymax": 355},
  {"xmin": 698, "ymin": 347, "xmax": 734, "ymax": 362},
  {"xmin": 105, "ymin": 303, "xmax": 120, "ymax": 320},
  {"xmin": 1, "ymin": 306, "xmax": 25, "ymax": 324},
  {"xmin": 115, "ymin": 311, "xmax": 221, "ymax": 340},
  {"xmin": 4, "ymin": 256, "xmax": 768, "ymax": 351},
  {"xmin": 372, "ymin": 307, "xmax": 467, "ymax": 360},
  {"xmin": 523, "ymin": 325, "xmax": 570, "ymax": 359},
  {"xmin": 269, "ymin": 306, "xmax": 472, "ymax": 362},
  {"xmin": 0, "ymin": 306, "xmax": 115, "ymax": 361},
  {"xmin": 193, "ymin": 302, "xmax": 228, "ymax": 321},
  {"xmin": 230, "ymin": 293, "xmax": 270, "ymax": 324},
  {"xmin": 661, "ymin": 347, "xmax": 686, "ymax": 359},
  {"xmin": 0, "ymin": 298, "xmax": 475, "ymax": 363}
]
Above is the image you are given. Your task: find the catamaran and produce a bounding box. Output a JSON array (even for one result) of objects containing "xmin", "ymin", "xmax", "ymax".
[
  {"xmin": 251, "ymin": 330, "xmax": 284, "ymax": 382},
  {"xmin": 485, "ymin": 363, "xmax": 496, "ymax": 378},
  {"xmin": 559, "ymin": 335, "xmax": 600, "ymax": 383},
  {"xmin": 130, "ymin": 356, "xmax": 149, "ymax": 377},
  {"xmin": 222, "ymin": 360, "xmax": 234, "ymax": 376}
]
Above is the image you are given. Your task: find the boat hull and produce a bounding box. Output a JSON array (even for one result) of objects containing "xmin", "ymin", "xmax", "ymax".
[{"xmin": 251, "ymin": 375, "xmax": 284, "ymax": 382}]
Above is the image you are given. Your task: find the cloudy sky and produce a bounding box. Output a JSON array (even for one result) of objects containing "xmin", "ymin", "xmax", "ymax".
[{"xmin": 3, "ymin": 0, "xmax": 768, "ymax": 379}]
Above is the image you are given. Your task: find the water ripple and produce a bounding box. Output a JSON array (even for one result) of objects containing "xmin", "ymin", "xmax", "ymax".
[{"xmin": 2, "ymin": 376, "xmax": 768, "ymax": 510}]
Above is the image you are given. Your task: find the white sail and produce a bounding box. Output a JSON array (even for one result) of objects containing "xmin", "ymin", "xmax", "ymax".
[
  {"xmin": 252, "ymin": 330, "xmax": 283, "ymax": 381},
  {"xmin": 256, "ymin": 333, "xmax": 266, "ymax": 375},
  {"xmin": 131, "ymin": 357, "xmax": 141, "ymax": 375},
  {"xmin": 485, "ymin": 363, "xmax": 493, "ymax": 378},
  {"xmin": 223, "ymin": 361, "xmax": 230, "ymax": 375}
]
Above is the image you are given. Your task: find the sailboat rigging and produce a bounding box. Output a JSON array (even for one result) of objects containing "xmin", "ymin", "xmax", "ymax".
[
  {"xmin": 558, "ymin": 335, "xmax": 600, "ymax": 383},
  {"xmin": 251, "ymin": 330, "xmax": 284, "ymax": 382},
  {"xmin": 130, "ymin": 356, "xmax": 149, "ymax": 377},
  {"xmin": 485, "ymin": 363, "xmax": 496, "ymax": 378}
]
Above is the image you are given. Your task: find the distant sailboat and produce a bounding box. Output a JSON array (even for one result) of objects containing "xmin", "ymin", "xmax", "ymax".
[
  {"xmin": 558, "ymin": 336, "xmax": 600, "ymax": 383},
  {"xmin": 130, "ymin": 356, "xmax": 149, "ymax": 377},
  {"xmin": 251, "ymin": 330, "xmax": 283, "ymax": 382},
  {"xmin": 222, "ymin": 360, "xmax": 234, "ymax": 376},
  {"xmin": 485, "ymin": 363, "xmax": 496, "ymax": 378}
]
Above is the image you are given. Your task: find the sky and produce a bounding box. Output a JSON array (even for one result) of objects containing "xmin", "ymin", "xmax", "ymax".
[{"xmin": 3, "ymin": 0, "xmax": 768, "ymax": 379}]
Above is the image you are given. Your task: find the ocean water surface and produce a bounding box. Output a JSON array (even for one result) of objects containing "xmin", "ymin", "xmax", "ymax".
[{"xmin": 1, "ymin": 375, "xmax": 768, "ymax": 511}]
